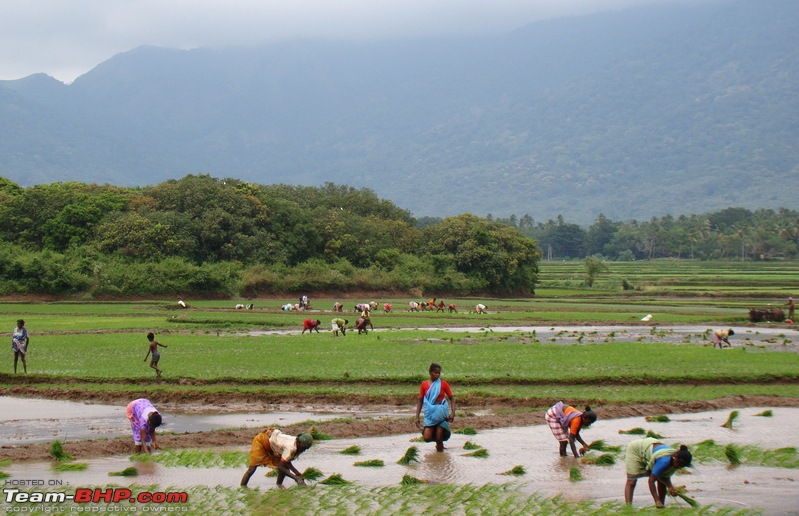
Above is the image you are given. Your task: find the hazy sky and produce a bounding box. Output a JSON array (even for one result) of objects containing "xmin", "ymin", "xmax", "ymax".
[{"xmin": 1, "ymin": 0, "xmax": 681, "ymax": 83}]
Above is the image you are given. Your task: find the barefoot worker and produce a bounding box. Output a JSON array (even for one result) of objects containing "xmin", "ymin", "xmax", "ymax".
[
  {"xmin": 415, "ymin": 362, "xmax": 455, "ymax": 452},
  {"xmin": 126, "ymin": 398, "xmax": 163, "ymax": 454},
  {"xmin": 12, "ymin": 319, "xmax": 28, "ymax": 374},
  {"xmin": 241, "ymin": 428, "xmax": 313, "ymax": 487},
  {"xmin": 144, "ymin": 332, "xmax": 168, "ymax": 378},
  {"xmin": 624, "ymin": 437, "xmax": 693, "ymax": 507},
  {"xmin": 545, "ymin": 401, "xmax": 597, "ymax": 457}
]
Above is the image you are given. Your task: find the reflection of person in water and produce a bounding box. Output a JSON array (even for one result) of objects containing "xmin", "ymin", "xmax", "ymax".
[{"xmin": 240, "ymin": 428, "xmax": 313, "ymax": 488}]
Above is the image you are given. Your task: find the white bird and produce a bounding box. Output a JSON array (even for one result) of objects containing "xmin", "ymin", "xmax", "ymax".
[{"xmin": 641, "ymin": 314, "xmax": 652, "ymax": 322}]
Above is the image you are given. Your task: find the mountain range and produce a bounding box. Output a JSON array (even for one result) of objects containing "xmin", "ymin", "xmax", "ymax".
[{"xmin": 1, "ymin": 0, "xmax": 796, "ymax": 224}]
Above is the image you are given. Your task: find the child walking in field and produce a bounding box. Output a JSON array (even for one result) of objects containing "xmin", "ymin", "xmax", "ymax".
[{"xmin": 144, "ymin": 332, "xmax": 168, "ymax": 378}]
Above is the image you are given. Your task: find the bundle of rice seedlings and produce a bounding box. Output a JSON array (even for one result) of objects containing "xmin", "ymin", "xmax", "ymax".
[
  {"xmin": 354, "ymin": 459, "xmax": 384, "ymax": 467},
  {"xmin": 310, "ymin": 427, "xmax": 332, "ymax": 441},
  {"xmin": 339, "ymin": 445, "xmax": 361, "ymax": 455},
  {"xmin": 671, "ymin": 486, "xmax": 700, "ymax": 508},
  {"xmin": 645, "ymin": 430, "xmax": 665, "ymax": 439},
  {"xmin": 109, "ymin": 467, "xmax": 139, "ymax": 477},
  {"xmin": 320, "ymin": 473, "xmax": 351, "ymax": 485},
  {"xmin": 721, "ymin": 410, "xmax": 740, "ymax": 429},
  {"xmin": 409, "ymin": 436, "xmax": 425, "ymax": 442},
  {"xmin": 586, "ymin": 440, "xmax": 622, "ymax": 453},
  {"xmin": 724, "ymin": 443, "xmax": 741, "ymax": 465},
  {"xmin": 755, "ymin": 409, "xmax": 773, "ymax": 417},
  {"xmin": 0, "ymin": 459, "xmax": 10, "ymax": 468},
  {"xmin": 645, "ymin": 415, "xmax": 670, "ymax": 423},
  {"xmin": 581, "ymin": 453, "xmax": 616, "ymax": 466},
  {"xmin": 301, "ymin": 467, "xmax": 324, "ymax": 481},
  {"xmin": 500, "ymin": 465, "xmax": 526, "ymax": 476},
  {"xmin": 463, "ymin": 448, "xmax": 489, "ymax": 458},
  {"xmin": 49, "ymin": 441, "xmax": 73, "ymax": 462},
  {"xmin": 0, "ymin": 472, "xmax": 10, "ymax": 480},
  {"xmin": 619, "ymin": 428, "xmax": 645, "ymax": 435},
  {"xmin": 400, "ymin": 474, "xmax": 427, "ymax": 485},
  {"xmin": 54, "ymin": 462, "xmax": 88, "ymax": 472},
  {"xmin": 454, "ymin": 427, "xmax": 477, "ymax": 435},
  {"xmin": 569, "ymin": 466, "xmax": 583, "ymax": 481},
  {"xmin": 397, "ymin": 446, "xmax": 420, "ymax": 465},
  {"xmin": 463, "ymin": 441, "xmax": 481, "ymax": 450}
]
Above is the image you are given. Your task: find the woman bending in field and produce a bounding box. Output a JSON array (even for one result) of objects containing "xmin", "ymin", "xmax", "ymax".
[
  {"xmin": 624, "ymin": 437, "xmax": 692, "ymax": 507},
  {"xmin": 545, "ymin": 401, "xmax": 597, "ymax": 457},
  {"xmin": 415, "ymin": 362, "xmax": 455, "ymax": 452}
]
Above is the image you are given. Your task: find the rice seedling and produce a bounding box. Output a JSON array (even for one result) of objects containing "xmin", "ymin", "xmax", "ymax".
[
  {"xmin": 755, "ymin": 409, "xmax": 773, "ymax": 417},
  {"xmin": 454, "ymin": 427, "xmax": 477, "ymax": 435},
  {"xmin": 401, "ymin": 474, "xmax": 427, "ymax": 485},
  {"xmin": 586, "ymin": 440, "xmax": 622, "ymax": 453},
  {"xmin": 645, "ymin": 415, "xmax": 670, "ymax": 422},
  {"xmin": 320, "ymin": 473, "xmax": 351, "ymax": 485},
  {"xmin": 671, "ymin": 486, "xmax": 700, "ymax": 508},
  {"xmin": 409, "ymin": 436, "xmax": 425, "ymax": 442},
  {"xmin": 581, "ymin": 453, "xmax": 616, "ymax": 466},
  {"xmin": 108, "ymin": 467, "xmax": 139, "ymax": 477},
  {"xmin": 569, "ymin": 466, "xmax": 583, "ymax": 481},
  {"xmin": 339, "ymin": 445, "xmax": 361, "ymax": 455},
  {"xmin": 397, "ymin": 446, "xmax": 419, "ymax": 465},
  {"xmin": 310, "ymin": 427, "xmax": 332, "ymax": 441},
  {"xmin": 463, "ymin": 441, "xmax": 481, "ymax": 450},
  {"xmin": 0, "ymin": 472, "xmax": 10, "ymax": 479},
  {"xmin": 54, "ymin": 462, "xmax": 88, "ymax": 472},
  {"xmin": 618, "ymin": 427, "xmax": 645, "ymax": 435},
  {"xmin": 49, "ymin": 440, "xmax": 73, "ymax": 462},
  {"xmin": 645, "ymin": 430, "xmax": 665, "ymax": 439},
  {"xmin": 463, "ymin": 448, "xmax": 489, "ymax": 458},
  {"xmin": 354, "ymin": 459, "xmax": 384, "ymax": 467},
  {"xmin": 146, "ymin": 449, "xmax": 247, "ymax": 468},
  {"xmin": 725, "ymin": 443, "xmax": 742, "ymax": 465},
  {"xmin": 0, "ymin": 459, "xmax": 10, "ymax": 468},
  {"xmin": 302, "ymin": 467, "xmax": 324, "ymax": 481},
  {"xmin": 500, "ymin": 465, "xmax": 526, "ymax": 476},
  {"xmin": 721, "ymin": 410, "xmax": 740, "ymax": 429}
]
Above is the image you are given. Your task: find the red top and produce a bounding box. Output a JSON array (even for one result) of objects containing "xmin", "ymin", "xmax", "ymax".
[{"xmin": 418, "ymin": 379, "xmax": 453, "ymax": 403}]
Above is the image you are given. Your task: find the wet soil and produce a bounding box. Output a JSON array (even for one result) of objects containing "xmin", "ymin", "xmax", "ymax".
[{"xmin": 3, "ymin": 394, "xmax": 798, "ymax": 464}]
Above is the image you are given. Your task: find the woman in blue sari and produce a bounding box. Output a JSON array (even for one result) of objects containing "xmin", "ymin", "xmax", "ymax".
[{"xmin": 414, "ymin": 363, "xmax": 455, "ymax": 451}]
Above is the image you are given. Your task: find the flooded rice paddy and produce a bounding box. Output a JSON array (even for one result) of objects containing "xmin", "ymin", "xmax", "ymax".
[{"xmin": 2, "ymin": 397, "xmax": 798, "ymax": 514}]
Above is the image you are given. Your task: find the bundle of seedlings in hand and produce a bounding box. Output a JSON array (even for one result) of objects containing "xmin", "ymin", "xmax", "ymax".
[
  {"xmin": 49, "ymin": 441, "xmax": 73, "ymax": 462},
  {"xmin": 569, "ymin": 466, "xmax": 583, "ymax": 481},
  {"xmin": 671, "ymin": 486, "xmax": 700, "ymax": 508},
  {"xmin": 499, "ymin": 465, "xmax": 526, "ymax": 476},
  {"xmin": 397, "ymin": 446, "xmax": 420, "ymax": 465},
  {"xmin": 586, "ymin": 440, "xmax": 622, "ymax": 453},
  {"xmin": 339, "ymin": 445, "xmax": 361, "ymax": 455},
  {"xmin": 721, "ymin": 410, "xmax": 740, "ymax": 429}
]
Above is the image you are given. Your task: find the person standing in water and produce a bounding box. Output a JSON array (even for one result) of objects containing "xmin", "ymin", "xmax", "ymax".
[
  {"xmin": 12, "ymin": 319, "xmax": 28, "ymax": 374},
  {"xmin": 415, "ymin": 362, "xmax": 456, "ymax": 452}
]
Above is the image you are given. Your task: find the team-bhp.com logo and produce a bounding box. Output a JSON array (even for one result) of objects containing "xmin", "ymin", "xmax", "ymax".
[{"xmin": 4, "ymin": 487, "xmax": 188, "ymax": 511}]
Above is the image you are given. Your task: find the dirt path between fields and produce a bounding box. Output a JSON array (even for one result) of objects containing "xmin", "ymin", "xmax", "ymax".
[{"xmin": 3, "ymin": 394, "xmax": 798, "ymax": 464}]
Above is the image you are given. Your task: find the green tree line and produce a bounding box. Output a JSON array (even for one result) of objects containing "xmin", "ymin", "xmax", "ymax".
[
  {"xmin": 0, "ymin": 175, "xmax": 539, "ymax": 297},
  {"xmin": 484, "ymin": 208, "xmax": 799, "ymax": 261}
]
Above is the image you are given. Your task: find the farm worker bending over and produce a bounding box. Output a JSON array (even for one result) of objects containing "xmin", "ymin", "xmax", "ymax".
[
  {"xmin": 712, "ymin": 328, "xmax": 734, "ymax": 348},
  {"xmin": 302, "ymin": 319, "xmax": 321, "ymax": 334},
  {"xmin": 415, "ymin": 362, "xmax": 455, "ymax": 452},
  {"xmin": 126, "ymin": 398, "xmax": 163, "ymax": 454},
  {"xmin": 624, "ymin": 437, "xmax": 693, "ymax": 507},
  {"xmin": 241, "ymin": 428, "xmax": 313, "ymax": 488},
  {"xmin": 475, "ymin": 303, "xmax": 486, "ymax": 314},
  {"xmin": 545, "ymin": 401, "xmax": 597, "ymax": 457},
  {"xmin": 331, "ymin": 318, "xmax": 348, "ymax": 336}
]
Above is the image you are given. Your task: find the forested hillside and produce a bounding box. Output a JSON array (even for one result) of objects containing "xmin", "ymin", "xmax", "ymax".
[{"xmin": 0, "ymin": 0, "xmax": 796, "ymax": 224}]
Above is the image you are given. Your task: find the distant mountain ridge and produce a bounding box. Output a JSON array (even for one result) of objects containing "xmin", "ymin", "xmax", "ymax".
[{"xmin": 1, "ymin": 0, "xmax": 796, "ymax": 224}]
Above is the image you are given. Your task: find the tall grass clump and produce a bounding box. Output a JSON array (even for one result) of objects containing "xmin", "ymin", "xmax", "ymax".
[{"xmin": 721, "ymin": 410, "xmax": 740, "ymax": 429}]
